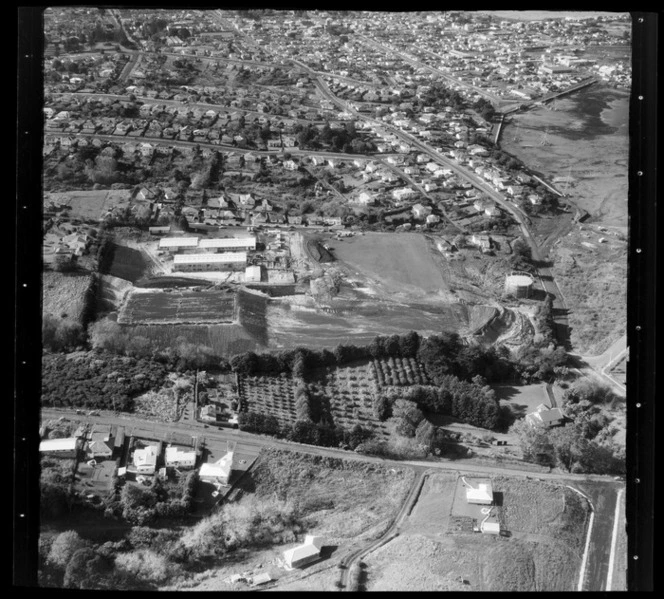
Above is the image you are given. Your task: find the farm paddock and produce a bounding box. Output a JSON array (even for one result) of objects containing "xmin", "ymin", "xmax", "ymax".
[{"xmin": 45, "ymin": 189, "xmax": 131, "ymax": 222}]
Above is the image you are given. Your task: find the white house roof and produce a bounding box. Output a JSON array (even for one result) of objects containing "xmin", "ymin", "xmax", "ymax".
[
  {"xmin": 40, "ymin": 437, "xmax": 78, "ymax": 452},
  {"xmin": 199, "ymin": 451, "xmax": 234, "ymax": 480},
  {"xmin": 173, "ymin": 252, "xmax": 247, "ymax": 265},
  {"xmin": 134, "ymin": 445, "xmax": 159, "ymax": 468},
  {"xmin": 464, "ymin": 478, "xmax": 494, "ymax": 503},
  {"xmin": 165, "ymin": 446, "xmax": 196, "ymax": 463},
  {"xmin": 527, "ymin": 407, "xmax": 565, "ymax": 425},
  {"xmin": 158, "ymin": 237, "xmax": 199, "ymax": 248},
  {"xmin": 283, "ymin": 535, "xmax": 324, "ymax": 567},
  {"xmin": 283, "ymin": 543, "xmax": 320, "ymax": 566}
]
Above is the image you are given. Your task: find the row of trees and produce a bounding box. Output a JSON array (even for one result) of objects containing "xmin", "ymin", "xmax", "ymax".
[
  {"xmin": 230, "ymin": 332, "xmax": 422, "ymax": 377},
  {"xmin": 237, "ymin": 411, "xmax": 373, "ymax": 451},
  {"xmin": 88, "ymin": 317, "xmax": 223, "ymax": 371}
]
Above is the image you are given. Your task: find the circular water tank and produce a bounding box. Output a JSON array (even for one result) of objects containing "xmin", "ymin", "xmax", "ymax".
[{"xmin": 504, "ymin": 273, "xmax": 534, "ymax": 298}]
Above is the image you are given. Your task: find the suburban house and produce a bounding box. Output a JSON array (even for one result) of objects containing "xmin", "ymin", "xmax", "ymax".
[
  {"xmin": 164, "ymin": 446, "xmax": 197, "ymax": 470},
  {"xmin": 525, "ymin": 404, "xmax": 566, "ymax": 428},
  {"xmin": 355, "ymin": 191, "xmax": 376, "ymax": 205},
  {"xmin": 85, "ymin": 425, "xmax": 115, "ymax": 460},
  {"xmin": 132, "ymin": 444, "xmax": 159, "ymax": 475},
  {"xmin": 283, "ymin": 535, "xmax": 325, "ymax": 570},
  {"xmin": 200, "ymin": 404, "xmax": 222, "ymax": 423},
  {"xmin": 464, "ymin": 477, "xmax": 494, "ymax": 505},
  {"xmin": 393, "ymin": 187, "xmax": 417, "ymax": 202},
  {"xmin": 412, "ymin": 203, "xmax": 432, "ymax": 219},
  {"xmin": 199, "ymin": 450, "xmax": 234, "ymax": 486}
]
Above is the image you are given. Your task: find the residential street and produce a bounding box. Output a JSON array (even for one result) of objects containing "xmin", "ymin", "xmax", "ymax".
[{"xmin": 40, "ymin": 405, "xmax": 623, "ymax": 591}]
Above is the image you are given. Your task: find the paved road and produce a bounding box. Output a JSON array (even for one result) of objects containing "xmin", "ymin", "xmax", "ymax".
[{"xmin": 570, "ymin": 480, "xmax": 624, "ymax": 591}]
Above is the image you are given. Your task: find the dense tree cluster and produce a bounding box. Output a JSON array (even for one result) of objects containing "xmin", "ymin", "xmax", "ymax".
[
  {"xmin": 41, "ymin": 351, "xmax": 169, "ymax": 411},
  {"xmin": 417, "ymin": 332, "xmax": 512, "ymax": 384},
  {"xmin": 42, "ymin": 314, "xmax": 87, "ymax": 353},
  {"xmin": 403, "ymin": 375, "xmax": 500, "ymax": 429},
  {"xmin": 510, "ymin": 381, "xmax": 624, "ymax": 474},
  {"xmin": 294, "ymin": 121, "xmax": 375, "ymax": 154},
  {"xmin": 106, "ymin": 471, "xmax": 198, "ymax": 525},
  {"xmin": 473, "ymin": 97, "xmax": 496, "ymax": 121}
]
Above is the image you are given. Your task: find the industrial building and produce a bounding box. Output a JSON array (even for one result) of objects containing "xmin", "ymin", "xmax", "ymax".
[
  {"xmin": 172, "ymin": 252, "xmax": 247, "ymax": 272},
  {"xmin": 39, "ymin": 437, "xmax": 79, "ymax": 458}
]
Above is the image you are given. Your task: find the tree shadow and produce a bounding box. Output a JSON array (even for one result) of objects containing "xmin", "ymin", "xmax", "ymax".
[{"xmin": 529, "ymin": 288, "xmax": 549, "ymax": 302}]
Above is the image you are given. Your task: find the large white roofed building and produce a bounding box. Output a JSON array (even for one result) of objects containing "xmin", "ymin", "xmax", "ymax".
[{"xmin": 172, "ymin": 252, "xmax": 247, "ymax": 272}]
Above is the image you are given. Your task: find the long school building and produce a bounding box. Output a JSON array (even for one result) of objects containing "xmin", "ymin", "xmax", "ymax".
[
  {"xmin": 172, "ymin": 252, "xmax": 247, "ymax": 272},
  {"xmin": 198, "ymin": 237, "xmax": 256, "ymax": 252},
  {"xmin": 159, "ymin": 236, "xmax": 256, "ymax": 253}
]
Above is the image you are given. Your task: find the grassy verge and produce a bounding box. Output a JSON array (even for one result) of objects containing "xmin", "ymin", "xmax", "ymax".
[{"xmin": 241, "ymin": 448, "xmax": 416, "ymax": 542}]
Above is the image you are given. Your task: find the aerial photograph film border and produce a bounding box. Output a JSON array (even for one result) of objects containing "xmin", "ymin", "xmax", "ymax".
[{"xmin": 13, "ymin": 7, "xmax": 655, "ymax": 591}]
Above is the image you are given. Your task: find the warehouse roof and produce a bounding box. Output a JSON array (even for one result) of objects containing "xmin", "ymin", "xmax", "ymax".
[
  {"xmin": 40, "ymin": 437, "xmax": 78, "ymax": 452},
  {"xmin": 173, "ymin": 252, "xmax": 247, "ymax": 264},
  {"xmin": 198, "ymin": 237, "xmax": 256, "ymax": 249},
  {"xmin": 158, "ymin": 237, "xmax": 199, "ymax": 248}
]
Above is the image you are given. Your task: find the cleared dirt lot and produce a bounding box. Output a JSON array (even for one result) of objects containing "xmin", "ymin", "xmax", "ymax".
[{"xmin": 332, "ymin": 232, "xmax": 451, "ymax": 297}]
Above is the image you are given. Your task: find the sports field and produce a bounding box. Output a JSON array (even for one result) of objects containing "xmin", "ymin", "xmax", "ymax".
[{"xmin": 332, "ymin": 233, "xmax": 449, "ymax": 296}]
